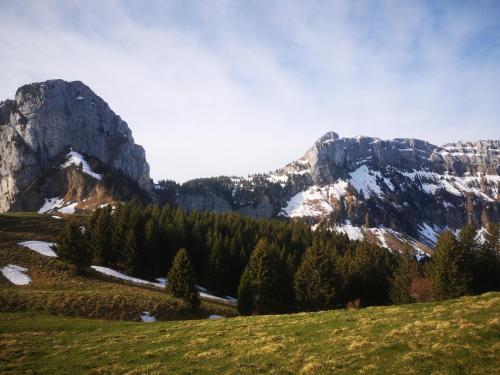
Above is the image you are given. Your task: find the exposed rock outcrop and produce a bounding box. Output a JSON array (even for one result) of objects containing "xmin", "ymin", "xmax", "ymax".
[{"xmin": 0, "ymin": 80, "xmax": 152, "ymax": 212}]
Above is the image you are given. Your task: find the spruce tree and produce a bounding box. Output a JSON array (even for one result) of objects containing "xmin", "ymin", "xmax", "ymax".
[
  {"xmin": 238, "ymin": 239, "xmax": 289, "ymax": 314},
  {"xmin": 55, "ymin": 221, "xmax": 92, "ymax": 274},
  {"xmin": 166, "ymin": 248, "xmax": 200, "ymax": 309},
  {"xmin": 294, "ymin": 244, "xmax": 337, "ymax": 311},
  {"xmin": 430, "ymin": 231, "xmax": 473, "ymax": 299},
  {"xmin": 390, "ymin": 245, "xmax": 419, "ymax": 304}
]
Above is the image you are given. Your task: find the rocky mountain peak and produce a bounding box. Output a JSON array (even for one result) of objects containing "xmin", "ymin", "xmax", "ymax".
[{"xmin": 0, "ymin": 79, "xmax": 153, "ymax": 212}]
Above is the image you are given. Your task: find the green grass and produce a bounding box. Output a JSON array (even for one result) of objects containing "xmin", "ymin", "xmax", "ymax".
[
  {"xmin": 0, "ymin": 292, "xmax": 499, "ymax": 374},
  {"xmin": 0, "ymin": 213, "xmax": 236, "ymax": 321}
]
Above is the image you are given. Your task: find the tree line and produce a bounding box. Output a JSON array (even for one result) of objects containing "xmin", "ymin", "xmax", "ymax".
[{"xmin": 54, "ymin": 201, "xmax": 500, "ymax": 313}]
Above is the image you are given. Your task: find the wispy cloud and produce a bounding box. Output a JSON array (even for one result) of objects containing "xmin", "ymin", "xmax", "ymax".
[{"xmin": 0, "ymin": 0, "xmax": 499, "ymax": 181}]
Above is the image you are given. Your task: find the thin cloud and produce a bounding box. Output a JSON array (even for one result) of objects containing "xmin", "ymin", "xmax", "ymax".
[{"xmin": 0, "ymin": 1, "xmax": 499, "ymax": 182}]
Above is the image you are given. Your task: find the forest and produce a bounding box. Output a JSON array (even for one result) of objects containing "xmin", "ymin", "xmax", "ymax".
[{"xmin": 55, "ymin": 201, "xmax": 500, "ymax": 314}]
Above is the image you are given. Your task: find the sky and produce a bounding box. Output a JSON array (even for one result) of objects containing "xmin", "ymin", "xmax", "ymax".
[{"xmin": 0, "ymin": 0, "xmax": 499, "ymax": 182}]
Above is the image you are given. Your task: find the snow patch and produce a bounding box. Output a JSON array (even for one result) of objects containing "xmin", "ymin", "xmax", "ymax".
[
  {"xmin": 62, "ymin": 151, "xmax": 102, "ymax": 180},
  {"xmin": 92, "ymin": 267, "xmax": 236, "ymax": 303},
  {"xmin": 38, "ymin": 197, "xmax": 64, "ymax": 213},
  {"xmin": 333, "ymin": 221, "xmax": 364, "ymax": 241},
  {"xmin": 91, "ymin": 266, "xmax": 165, "ymax": 288},
  {"xmin": 18, "ymin": 241, "xmax": 57, "ymax": 257},
  {"xmin": 417, "ymin": 223, "xmax": 441, "ymax": 246},
  {"xmin": 367, "ymin": 228, "xmax": 390, "ymax": 249},
  {"xmin": 1, "ymin": 264, "xmax": 31, "ymax": 285},
  {"xmin": 208, "ymin": 315, "xmax": 224, "ymax": 320},
  {"xmin": 140, "ymin": 312, "xmax": 157, "ymax": 322},
  {"xmin": 58, "ymin": 202, "xmax": 77, "ymax": 214},
  {"xmin": 349, "ymin": 165, "xmax": 386, "ymax": 199},
  {"xmin": 280, "ymin": 181, "xmax": 350, "ymax": 218}
]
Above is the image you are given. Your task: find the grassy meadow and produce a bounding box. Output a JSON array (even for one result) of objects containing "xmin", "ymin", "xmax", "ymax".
[
  {"xmin": 1, "ymin": 292, "xmax": 499, "ymax": 374},
  {"xmin": 0, "ymin": 213, "xmax": 236, "ymax": 321}
]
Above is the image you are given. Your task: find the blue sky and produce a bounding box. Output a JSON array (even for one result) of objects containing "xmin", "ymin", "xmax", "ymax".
[{"xmin": 0, "ymin": 0, "xmax": 499, "ymax": 182}]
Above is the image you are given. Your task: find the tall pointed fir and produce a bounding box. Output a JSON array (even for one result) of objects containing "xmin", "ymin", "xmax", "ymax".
[
  {"xmin": 166, "ymin": 248, "xmax": 200, "ymax": 309},
  {"xmin": 237, "ymin": 239, "xmax": 290, "ymax": 314}
]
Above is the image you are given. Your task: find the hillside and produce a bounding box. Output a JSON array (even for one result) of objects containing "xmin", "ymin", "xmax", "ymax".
[
  {"xmin": 0, "ymin": 213, "xmax": 236, "ymax": 321},
  {"xmin": 1, "ymin": 292, "xmax": 498, "ymax": 374}
]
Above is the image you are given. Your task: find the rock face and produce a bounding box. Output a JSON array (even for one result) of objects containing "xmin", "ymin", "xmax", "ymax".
[
  {"xmin": 158, "ymin": 131, "xmax": 499, "ymax": 252},
  {"xmin": 0, "ymin": 80, "xmax": 152, "ymax": 212}
]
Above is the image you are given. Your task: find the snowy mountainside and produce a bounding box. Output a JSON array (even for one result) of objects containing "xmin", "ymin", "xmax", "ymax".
[{"xmin": 159, "ymin": 132, "xmax": 499, "ymax": 254}]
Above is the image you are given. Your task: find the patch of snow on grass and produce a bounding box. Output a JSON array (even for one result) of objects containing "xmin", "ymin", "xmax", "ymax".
[
  {"xmin": 199, "ymin": 292, "xmax": 236, "ymax": 304},
  {"xmin": 0, "ymin": 264, "xmax": 31, "ymax": 285},
  {"xmin": 140, "ymin": 312, "xmax": 156, "ymax": 322},
  {"xmin": 91, "ymin": 266, "xmax": 164, "ymax": 288},
  {"xmin": 92, "ymin": 267, "xmax": 236, "ymax": 303},
  {"xmin": 38, "ymin": 197, "xmax": 64, "ymax": 213},
  {"xmin": 18, "ymin": 241, "xmax": 57, "ymax": 257},
  {"xmin": 58, "ymin": 202, "xmax": 77, "ymax": 214},
  {"xmin": 62, "ymin": 151, "xmax": 102, "ymax": 180},
  {"xmin": 208, "ymin": 315, "xmax": 224, "ymax": 320}
]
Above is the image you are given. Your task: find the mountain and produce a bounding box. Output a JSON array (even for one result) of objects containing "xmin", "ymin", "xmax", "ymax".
[
  {"xmin": 1, "ymin": 80, "xmax": 498, "ymax": 254},
  {"xmin": 0, "ymin": 80, "xmax": 153, "ymax": 213},
  {"xmin": 158, "ymin": 132, "xmax": 499, "ymax": 253}
]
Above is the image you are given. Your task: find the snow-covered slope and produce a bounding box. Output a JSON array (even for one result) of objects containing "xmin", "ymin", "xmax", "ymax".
[{"xmin": 160, "ymin": 132, "xmax": 499, "ymax": 255}]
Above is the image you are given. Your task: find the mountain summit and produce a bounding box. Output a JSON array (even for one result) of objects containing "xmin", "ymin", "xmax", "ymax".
[{"xmin": 0, "ymin": 80, "xmax": 152, "ymax": 212}]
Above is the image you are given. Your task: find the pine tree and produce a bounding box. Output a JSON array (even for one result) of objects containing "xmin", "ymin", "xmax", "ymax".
[
  {"xmin": 166, "ymin": 248, "xmax": 200, "ymax": 309},
  {"xmin": 390, "ymin": 245, "xmax": 419, "ymax": 304},
  {"xmin": 294, "ymin": 244, "xmax": 337, "ymax": 311},
  {"xmin": 55, "ymin": 221, "xmax": 92, "ymax": 274},
  {"xmin": 430, "ymin": 231, "xmax": 473, "ymax": 300}
]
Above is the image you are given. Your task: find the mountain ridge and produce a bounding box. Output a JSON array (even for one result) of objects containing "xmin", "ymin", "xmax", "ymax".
[{"xmin": 1, "ymin": 79, "xmax": 499, "ymax": 255}]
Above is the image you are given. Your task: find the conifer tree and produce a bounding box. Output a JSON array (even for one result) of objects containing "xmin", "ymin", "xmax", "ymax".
[
  {"xmin": 473, "ymin": 223, "xmax": 500, "ymax": 293},
  {"xmin": 238, "ymin": 239, "xmax": 289, "ymax": 314},
  {"xmin": 389, "ymin": 245, "xmax": 419, "ymax": 304},
  {"xmin": 237, "ymin": 269, "xmax": 254, "ymax": 315},
  {"xmin": 89, "ymin": 206, "xmax": 115, "ymax": 266},
  {"xmin": 294, "ymin": 244, "xmax": 337, "ymax": 311},
  {"xmin": 55, "ymin": 221, "xmax": 92, "ymax": 274},
  {"xmin": 430, "ymin": 231, "xmax": 473, "ymax": 299},
  {"xmin": 166, "ymin": 248, "xmax": 200, "ymax": 309}
]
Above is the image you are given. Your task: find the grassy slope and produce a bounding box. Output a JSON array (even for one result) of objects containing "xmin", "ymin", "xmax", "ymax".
[
  {"xmin": 0, "ymin": 213, "xmax": 236, "ymax": 321},
  {"xmin": 0, "ymin": 292, "xmax": 498, "ymax": 374}
]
